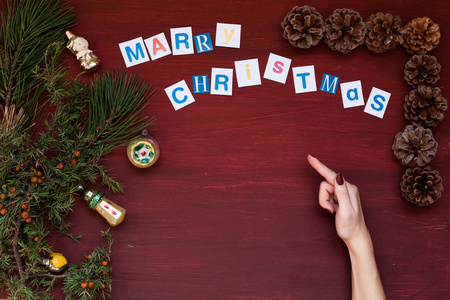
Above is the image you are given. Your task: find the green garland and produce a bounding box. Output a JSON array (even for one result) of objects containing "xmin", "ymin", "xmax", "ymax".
[{"xmin": 0, "ymin": 0, "xmax": 154, "ymax": 298}]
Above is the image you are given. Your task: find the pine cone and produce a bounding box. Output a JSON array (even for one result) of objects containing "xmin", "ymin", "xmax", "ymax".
[
  {"xmin": 403, "ymin": 17, "xmax": 440, "ymax": 55},
  {"xmin": 365, "ymin": 12, "xmax": 405, "ymax": 53},
  {"xmin": 324, "ymin": 8, "xmax": 366, "ymax": 54},
  {"xmin": 404, "ymin": 54, "xmax": 441, "ymax": 88},
  {"xmin": 392, "ymin": 125, "xmax": 437, "ymax": 167},
  {"xmin": 400, "ymin": 166, "xmax": 443, "ymax": 206},
  {"xmin": 281, "ymin": 6, "xmax": 325, "ymax": 49},
  {"xmin": 404, "ymin": 85, "xmax": 448, "ymax": 128}
]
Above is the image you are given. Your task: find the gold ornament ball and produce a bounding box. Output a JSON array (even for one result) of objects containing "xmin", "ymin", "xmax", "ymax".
[{"xmin": 127, "ymin": 129, "xmax": 160, "ymax": 168}]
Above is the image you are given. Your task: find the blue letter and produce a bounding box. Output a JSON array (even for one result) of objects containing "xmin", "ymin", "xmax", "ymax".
[
  {"xmin": 175, "ymin": 33, "xmax": 189, "ymax": 50},
  {"xmin": 215, "ymin": 75, "xmax": 229, "ymax": 91},
  {"xmin": 371, "ymin": 95, "xmax": 385, "ymax": 111},
  {"xmin": 192, "ymin": 75, "xmax": 210, "ymax": 93},
  {"xmin": 125, "ymin": 43, "xmax": 145, "ymax": 62},
  {"xmin": 172, "ymin": 87, "xmax": 187, "ymax": 103},
  {"xmin": 320, "ymin": 74, "xmax": 339, "ymax": 94},
  {"xmin": 296, "ymin": 72, "xmax": 310, "ymax": 89},
  {"xmin": 347, "ymin": 88, "xmax": 359, "ymax": 101},
  {"xmin": 194, "ymin": 33, "xmax": 213, "ymax": 53}
]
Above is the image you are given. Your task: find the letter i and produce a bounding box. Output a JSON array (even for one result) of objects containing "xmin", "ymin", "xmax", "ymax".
[{"xmin": 246, "ymin": 64, "xmax": 251, "ymax": 80}]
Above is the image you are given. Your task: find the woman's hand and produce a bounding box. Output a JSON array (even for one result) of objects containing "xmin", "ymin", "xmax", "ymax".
[
  {"xmin": 307, "ymin": 154, "xmax": 386, "ymax": 300},
  {"xmin": 307, "ymin": 154, "xmax": 370, "ymax": 251}
]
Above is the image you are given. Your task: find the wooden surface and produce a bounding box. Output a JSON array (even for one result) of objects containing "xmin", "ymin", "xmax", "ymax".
[{"xmin": 7, "ymin": 0, "xmax": 450, "ymax": 299}]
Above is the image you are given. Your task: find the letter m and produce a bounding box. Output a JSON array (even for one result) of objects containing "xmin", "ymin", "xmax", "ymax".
[
  {"xmin": 125, "ymin": 43, "xmax": 145, "ymax": 62},
  {"xmin": 320, "ymin": 74, "xmax": 339, "ymax": 94}
]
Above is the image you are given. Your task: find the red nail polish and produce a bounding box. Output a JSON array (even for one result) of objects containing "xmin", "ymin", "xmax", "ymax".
[{"xmin": 336, "ymin": 173, "xmax": 344, "ymax": 185}]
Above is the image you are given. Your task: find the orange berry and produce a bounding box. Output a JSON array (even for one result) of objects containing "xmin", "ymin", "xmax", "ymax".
[
  {"xmin": 34, "ymin": 236, "xmax": 39, "ymax": 242},
  {"xmin": 0, "ymin": 208, "xmax": 7, "ymax": 215},
  {"xmin": 88, "ymin": 282, "xmax": 95, "ymax": 289},
  {"xmin": 70, "ymin": 159, "xmax": 76, "ymax": 166},
  {"xmin": 21, "ymin": 204, "xmax": 28, "ymax": 210},
  {"xmin": 57, "ymin": 163, "xmax": 64, "ymax": 170},
  {"xmin": 25, "ymin": 217, "xmax": 32, "ymax": 223},
  {"xmin": 0, "ymin": 193, "xmax": 6, "ymax": 200},
  {"xmin": 101, "ymin": 260, "xmax": 108, "ymax": 266},
  {"xmin": 10, "ymin": 187, "xmax": 16, "ymax": 193},
  {"xmin": 20, "ymin": 163, "xmax": 25, "ymax": 167},
  {"xmin": 29, "ymin": 167, "xmax": 35, "ymax": 172},
  {"xmin": 74, "ymin": 150, "xmax": 81, "ymax": 157},
  {"xmin": 81, "ymin": 281, "xmax": 88, "ymax": 289},
  {"xmin": 15, "ymin": 166, "xmax": 20, "ymax": 172},
  {"xmin": 37, "ymin": 178, "xmax": 43, "ymax": 184},
  {"xmin": 37, "ymin": 171, "xmax": 43, "ymax": 177},
  {"xmin": 30, "ymin": 177, "xmax": 38, "ymax": 184},
  {"xmin": 100, "ymin": 283, "xmax": 106, "ymax": 290},
  {"xmin": 21, "ymin": 211, "xmax": 29, "ymax": 219},
  {"xmin": 2, "ymin": 184, "xmax": 6, "ymax": 189}
]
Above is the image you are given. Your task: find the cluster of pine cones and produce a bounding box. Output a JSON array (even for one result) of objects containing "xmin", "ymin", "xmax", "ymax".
[
  {"xmin": 281, "ymin": 6, "xmax": 440, "ymax": 54},
  {"xmin": 281, "ymin": 6, "xmax": 446, "ymax": 206}
]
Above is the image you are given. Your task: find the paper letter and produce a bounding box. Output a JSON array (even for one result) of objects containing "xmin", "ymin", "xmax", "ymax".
[
  {"xmin": 215, "ymin": 23, "xmax": 241, "ymax": 48},
  {"xmin": 364, "ymin": 87, "xmax": 391, "ymax": 118},
  {"xmin": 165, "ymin": 80, "xmax": 195, "ymax": 111},
  {"xmin": 292, "ymin": 66, "xmax": 317, "ymax": 94},
  {"xmin": 119, "ymin": 37, "xmax": 150, "ymax": 67},
  {"xmin": 263, "ymin": 53, "xmax": 291, "ymax": 84},
  {"xmin": 144, "ymin": 33, "xmax": 171, "ymax": 60},
  {"xmin": 170, "ymin": 27, "xmax": 194, "ymax": 55},
  {"xmin": 320, "ymin": 74, "xmax": 340, "ymax": 94},
  {"xmin": 340, "ymin": 80, "xmax": 365, "ymax": 108},
  {"xmin": 192, "ymin": 75, "xmax": 210, "ymax": 93},
  {"xmin": 234, "ymin": 58, "xmax": 261, "ymax": 87},
  {"xmin": 194, "ymin": 33, "xmax": 213, "ymax": 53},
  {"xmin": 211, "ymin": 68, "xmax": 233, "ymax": 95}
]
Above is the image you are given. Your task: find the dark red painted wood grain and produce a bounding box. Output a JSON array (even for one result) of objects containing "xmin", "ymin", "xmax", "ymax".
[{"xmin": 2, "ymin": 0, "xmax": 450, "ymax": 299}]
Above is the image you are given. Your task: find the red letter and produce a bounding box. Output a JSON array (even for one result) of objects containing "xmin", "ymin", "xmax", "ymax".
[
  {"xmin": 153, "ymin": 38, "xmax": 167, "ymax": 55},
  {"xmin": 273, "ymin": 61, "xmax": 284, "ymax": 74}
]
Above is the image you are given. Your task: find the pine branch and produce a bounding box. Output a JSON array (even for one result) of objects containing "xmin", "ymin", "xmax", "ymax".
[
  {"xmin": 85, "ymin": 70, "xmax": 155, "ymax": 149},
  {"xmin": 0, "ymin": 0, "xmax": 75, "ymax": 110}
]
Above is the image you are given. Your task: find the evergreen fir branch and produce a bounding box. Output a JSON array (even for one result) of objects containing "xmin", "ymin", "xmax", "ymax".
[
  {"xmin": 0, "ymin": 0, "xmax": 74, "ymax": 109},
  {"xmin": 85, "ymin": 70, "xmax": 155, "ymax": 149}
]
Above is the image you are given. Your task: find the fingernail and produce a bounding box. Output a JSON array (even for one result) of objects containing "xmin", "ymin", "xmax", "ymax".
[{"xmin": 336, "ymin": 173, "xmax": 344, "ymax": 185}]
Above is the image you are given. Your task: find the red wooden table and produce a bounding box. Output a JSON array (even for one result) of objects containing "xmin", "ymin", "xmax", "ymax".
[{"xmin": 7, "ymin": 0, "xmax": 450, "ymax": 299}]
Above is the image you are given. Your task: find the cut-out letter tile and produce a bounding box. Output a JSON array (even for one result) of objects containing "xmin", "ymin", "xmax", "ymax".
[
  {"xmin": 234, "ymin": 58, "xmax": 261, "ymax": 87},
  {"xmin": 165, "ymin": 80, "xmax": 196, "ymax": 111},
  {"xmin": 119, "ymin": 37, "xmax": 150, "ymax": 67},
  {"xmin": 263, "ymin": 53, "xmax": 291, "ymax": 84},
  {"xmin": 364, "ymin": 87, "xmax": 391, "ymax": 118},
  {"xmin": 215, "ymin": 23, "xmax": 241, "ymax": 48},
  {"xmin": 340, "ymin": 80, "xmax": 365, "ymax": 108}
]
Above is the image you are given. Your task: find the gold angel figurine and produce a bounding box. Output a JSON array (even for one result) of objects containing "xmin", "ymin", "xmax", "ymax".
[{"xmin": 66, "ymin": 31, "xmax": 100, "ymax": 71}]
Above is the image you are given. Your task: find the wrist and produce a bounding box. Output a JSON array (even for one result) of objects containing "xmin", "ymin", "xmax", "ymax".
[{"xmin": 346, "ymin": 229, "xmax": 374, "ymax": 258}]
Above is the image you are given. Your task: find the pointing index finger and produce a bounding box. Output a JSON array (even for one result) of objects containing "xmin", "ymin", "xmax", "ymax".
[{"xmin": 307, "ymin": 154, "xmax": 337, "ymax": 185}]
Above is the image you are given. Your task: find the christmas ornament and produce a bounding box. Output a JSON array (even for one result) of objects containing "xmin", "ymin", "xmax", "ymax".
[
  {"xmin": 324, "ymin": 8, "xmax": 367, "ymax": 54},
  {"xmin": 403, "ymin": 17, "xmax": 440, "ymax": 55},
  {"xmin": 78, "ymin": 186, "xmax": 126, "ymax": 227},
  {"xmin": 404, "ymin": 54, "xmax": 441, "ymax": 88},
  {"xmin": 392, "ymin": 125, "xmax": 438, "ymax": 167},
  {"xmin": 66, "ymin": 31, "xmax": 100, "ymax": 71},
  {"xmin": 40, "ymin": 253, "xmax": 68, "ymax": 273},
  {"xmin": 281, "ymin": 5, "xmax": 325, "ymax": 49},
  {"xmin": 127, "ymin": 129, "xmax": 160, "ymax": 168},
  {"xmin": 404, "ymin": 84, "xmax": 447, "ymax": 128},
  {"xmin": 400, "ymin": 166, "xmax": 443, "ymax": 206},
  {"xmin": 364, "ymin": 12, "xmax": 405, "ymax": 53}
]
